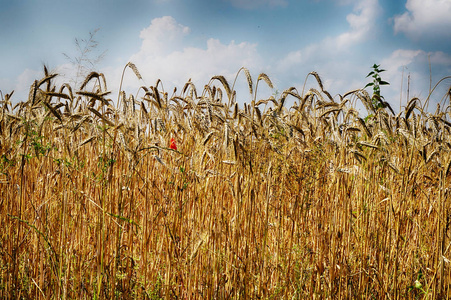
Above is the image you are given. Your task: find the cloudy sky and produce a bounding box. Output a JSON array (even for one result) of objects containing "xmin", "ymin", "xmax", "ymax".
[{"xmin": 1, "ymin": 0, "xmax": 451, "ymax": 112}]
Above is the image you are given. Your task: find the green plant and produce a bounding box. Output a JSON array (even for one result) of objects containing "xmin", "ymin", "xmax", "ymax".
[
  {"xmin": 365, "ymin": 64, "xmax": 390, "ymax": 110},
  {"xmin": 29, "ymin": 130, "xmax": 51, "ymax": 157},
  {"xmin": 1, "ymin": 155, "xmax": 15, "ymax": 169},
  {"xmin": 407, "ymin": 270, "xmax": 427, "ymax": 298}
]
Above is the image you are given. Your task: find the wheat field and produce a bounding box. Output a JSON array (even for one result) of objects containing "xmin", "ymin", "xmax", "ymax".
[{"xmin": 1, "ymin": 64, "xmax": 451, "ymax": 299}]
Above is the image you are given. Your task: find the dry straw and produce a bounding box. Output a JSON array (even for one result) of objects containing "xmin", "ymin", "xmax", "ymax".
[{"xmin": 1, "ymin": 65, "xmax": 450, "ymax": 299}]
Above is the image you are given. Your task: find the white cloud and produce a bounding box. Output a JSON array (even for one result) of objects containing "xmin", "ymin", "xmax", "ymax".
[
  {"xmin": 135, "ymin": 16, "xmax": 190, "ymax": 57},
  {"xmin": 273, "ymin": 0, "xmax": 449, "ymax": 112},
  {"xmin": 381, "ymin": 49, "xmax": 424, "ymax": 72},
  {"xmin": 119, "ymin": 16, "xmax": 263, "ymax": 95},
  {"xmin": 3, "ymin": 68, "xmax": 43, "ymax": 103},
  {"xmin": 334, "ymin": 0, "xmax": 380, "ymax": 48},
  {"xmin": 278, "ymin": 50, "xmax": 302, "ymax": 71},
  {"xmin": 429, "ymin": 51, "xmax": 451, "ymax": 65},
  {"xmin": 226, "ymin": 0, "xmax": 288, "ymax": 10},
  {"xmin": 281, "ymin": 0, "xmax": 380, "ymax": 66},
  {"xmin": 379, "ymin": 49, "xmax": 425, "ymax": 99},
  {"xmin": 380, "ymin": 49, "xmax": 451, "ymax": 107},
  {"xmin": 276, "ymin": 0, "xmax": 381, "ymax": 91},
  {"xmin": 16, "ymin": 69, "xmax": 42, "ymax": 90},
  {"xmin": 394, "ymin": 0, "xmax": 451, "ymax": 39}
]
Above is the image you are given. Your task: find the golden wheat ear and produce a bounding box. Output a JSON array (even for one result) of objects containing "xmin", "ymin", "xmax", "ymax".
[
  {"xmin": 117, "ymin": 62, "xmax": 144, "ymax": 105},
  {"xmin": 79, "ymin": 72, "xmax": 101, "ymax": 90},
  {"xmin": 231, "ymin": 67, "xmax": 254, "ymax": 99},
  {"xmin": 209, "ymin": 75, "xmax": 232, "ymax": 103},
  {"xmin": 127, "ymin": 62, "xmax": 143, "ymax": 80}
]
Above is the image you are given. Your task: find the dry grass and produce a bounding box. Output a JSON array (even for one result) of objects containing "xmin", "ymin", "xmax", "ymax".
[{"xmin": 1, "ymin": 65, "xmax": 451, "ymax": 299}]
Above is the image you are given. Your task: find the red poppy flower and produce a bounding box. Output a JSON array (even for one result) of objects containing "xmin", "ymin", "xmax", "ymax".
[{"xmin": 170, "ymin": 138, "xmax": 177, "ymax": 150}]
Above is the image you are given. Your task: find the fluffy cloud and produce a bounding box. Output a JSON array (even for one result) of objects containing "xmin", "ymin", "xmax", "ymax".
[
  {"xmin": 381, "ymin": 49, "xmax": 424, "ymax": 72},
  {"xmin": 394, "ymin": 0, "xmax": 451, "ymax": 40},
  {"xmin": 1, "ymin": 68, "xmax": 43, "ymax": 103},
  {"xmin": 380, "ymin": 49, "xmax": 451, "ymax": 107},
  {"xmin": 334, "ymin": 0, "xmax": 380, "ymax": 48},
  {"xmin": 274, "ymin": 0, "xmax": 450, "ymax": 112},
  {"xmin": 281, "ymin": 0, "xmax": 380, "ymax": 64},
  {"xmin": 123, "ymin": 16, "xmax": 262, "ymax": 94},
  {"xmin": 226, "ymin": 0, "xmax": 288, "ymax": 10},
  {"xmin": 379, "ymin": 49, "xmax": 425, "ymax": 101},
  {"xmin": 429, "ymin": 51, "xmax": 451, "ymax": 65},
  {"xmin": 135, "ymin": 16, "xmax": 190, "ymax": 58},
  {"xmin": 277, "ymin": 0, "xmax": 381, "ymax": 89},
  {"xmin": 4, "ymin": 16, "xmax": 265, "ymax": 105}
]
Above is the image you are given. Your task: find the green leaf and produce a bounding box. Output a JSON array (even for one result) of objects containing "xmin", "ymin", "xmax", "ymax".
[
  {"xmin": 366, "ymin": 71, "xmax": 375, "ymax": 78},
  {"xmin": 379, "ymin": 81, "xmax": 390, "ymax": 85},
  {"xmin": 364, "ymin": 83, "xmax": 374, "ymax": 88}
]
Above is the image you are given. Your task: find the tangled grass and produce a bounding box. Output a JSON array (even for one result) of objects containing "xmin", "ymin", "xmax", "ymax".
[{"xmin": 1, "ymin": 64, "xmax": 451, "ymax": 299}]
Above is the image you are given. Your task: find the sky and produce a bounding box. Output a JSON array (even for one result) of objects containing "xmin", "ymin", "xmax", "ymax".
[{"xmin": 1, "ymin": 0, "xmax": 451, "ymax": 113}]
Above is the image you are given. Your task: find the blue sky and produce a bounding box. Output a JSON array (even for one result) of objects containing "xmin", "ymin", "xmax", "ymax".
[{"xmin": 1, "ymin": 0, "xmax": 451, "ymax": 112}]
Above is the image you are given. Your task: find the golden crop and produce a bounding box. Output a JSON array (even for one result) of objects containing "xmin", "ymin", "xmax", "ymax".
[{"xmin": 1, "ymin": 65, "xmax": 450, "ymax": 299}]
